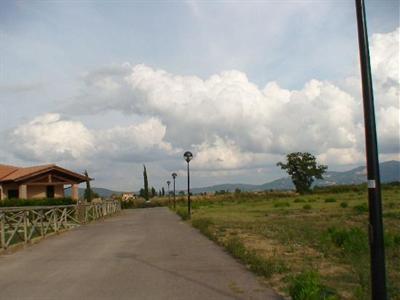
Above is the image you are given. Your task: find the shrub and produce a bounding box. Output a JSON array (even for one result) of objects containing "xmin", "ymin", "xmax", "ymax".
[
  {"xmin": 353, "ymin": 203, "xmax": 368, "ymax": 214},
  {"xmin": 327, "ymin": 227, "xmax": 368, "ymax": 255},
  {"xmin": 294, "ymin": 198, "xmax": 306, "ymax": 203},
  {"xmin": 288, "ymin": 271, "xmax": 337, "ymax": 300},
  {"xmin": 274, "ymin": 202, "xmax": 290, "ymax": 208},
  {"xmin": 313, "ymin": 184, "xmax": 367, "ymax": 194},
  {"xmin": 324, "ymin": 197, "xmax": 336, "ymax": 203},
  {"xmin": 0, "ymin": 198, "xmax": 75, "ymax": 207},
  {"xmin": 383, "ymin": 211, "xmax": 400, "ymax": 219},
  {"xmin": 387, "ymin": 202, "xmax": 396, "ymax": 209},
  {"xmin": 340, "ymin": 202, "xmax": 348, "ymax": 208},
  {"xmin": 384, "ymin": 232, "xmax": 400, "ymax": 247},
  {"xmin": 303, "ymin": 204, "xmax": 312, "ymax": 210}
]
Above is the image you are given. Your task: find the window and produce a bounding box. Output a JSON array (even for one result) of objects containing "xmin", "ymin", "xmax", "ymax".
[
  {"xmin": 8, "ymin": 189, "xmax": 19, "ymax": 199},
  {"xmin": 46, "ymin": 186, "xmax": 55, "ymax": 198}
]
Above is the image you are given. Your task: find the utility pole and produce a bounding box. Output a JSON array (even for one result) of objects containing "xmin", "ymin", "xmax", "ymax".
[{"xmin": 355, "ymin": 0, "xmax": 387, "ymax": 299}]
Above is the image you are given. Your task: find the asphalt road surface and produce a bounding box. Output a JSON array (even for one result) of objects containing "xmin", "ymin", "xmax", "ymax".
[{"xmin": 0, "ymin": 207, "xmax": 282, "ymax": 300}]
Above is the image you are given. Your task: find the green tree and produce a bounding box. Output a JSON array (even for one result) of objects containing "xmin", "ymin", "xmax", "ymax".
[
  {"xmin": 84, "ymin": 188, "xmax": 99, "ymax": 200},
  {"xmin": 143, "ymin": 165, "xmax": 149, "ymax": 201},
  {"xmin": 277, "ymin": 152, "xmax": 327, "ymax": 194},
  {"xmin": 84, "ymin": 170, "xmax": 92, "ymax": 202},
  {"xmin": 151, "ymin": 187, "xmax": 157, "ymax": 198}
]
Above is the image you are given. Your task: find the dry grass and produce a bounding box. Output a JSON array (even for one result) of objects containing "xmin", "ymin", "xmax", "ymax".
[{"xmin": 173, "ymin": 185, "xmax": 400, "ymax": 299}]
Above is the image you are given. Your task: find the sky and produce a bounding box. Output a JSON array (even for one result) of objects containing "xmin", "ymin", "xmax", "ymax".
[{"xmin": 0, "ymin": 0, "xmax": 399, "ymax": 191}]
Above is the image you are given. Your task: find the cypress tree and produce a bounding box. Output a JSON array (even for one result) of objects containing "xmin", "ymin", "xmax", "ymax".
[{"xmin": 143, "ymin": 165, "xmax": 149, "ymax": 201}]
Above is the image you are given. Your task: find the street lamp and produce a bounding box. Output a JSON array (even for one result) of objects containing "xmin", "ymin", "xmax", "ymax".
[
  {"xmin": 172, "ymin": 172, "xmax": 177, "ymax": 209},
  {"xmin": 183, "ymin": 151, "xmax": 193, "ymax": 218},
  {"xmin": 167, "ymin": 180, "xmax": 171, "ymax": 206}
]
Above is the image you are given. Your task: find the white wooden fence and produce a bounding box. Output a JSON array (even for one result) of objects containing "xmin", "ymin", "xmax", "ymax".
[{"xmin": 0, "ymin": 201, "xmax": 121, "ymax": 250}]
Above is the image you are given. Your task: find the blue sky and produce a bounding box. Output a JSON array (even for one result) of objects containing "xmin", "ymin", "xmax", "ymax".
[{"xmin": 0, "ymin": 0, "xmax": 399, "ymax": 191}]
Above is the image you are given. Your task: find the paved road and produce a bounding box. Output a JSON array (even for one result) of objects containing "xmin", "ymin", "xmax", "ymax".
[{"xmin": 0, "ymin": 207, "xmax": 281, "ymax": 300}]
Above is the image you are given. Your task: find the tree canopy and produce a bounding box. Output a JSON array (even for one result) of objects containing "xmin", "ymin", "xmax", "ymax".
[{"xmin": 277, "ymin": 152, "xmax": 327, "ymax": 194}]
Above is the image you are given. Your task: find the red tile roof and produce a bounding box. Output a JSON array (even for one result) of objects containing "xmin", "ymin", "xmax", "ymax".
[{"xmin": 0, "ymin": 164, "xmax": 89, "ymax": 183}]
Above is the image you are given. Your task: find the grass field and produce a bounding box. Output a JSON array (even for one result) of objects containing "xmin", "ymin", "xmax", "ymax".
[{"xmin": 172, "ymin": 184, "xmax": 400, "ymax": 299}]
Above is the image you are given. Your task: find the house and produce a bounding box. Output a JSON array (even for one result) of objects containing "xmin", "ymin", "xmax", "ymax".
[{"xmin": 0, "ymin": 164, "xmax": 90, "ymax": 201}]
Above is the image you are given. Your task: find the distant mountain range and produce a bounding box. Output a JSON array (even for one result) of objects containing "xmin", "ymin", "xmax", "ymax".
[
  {"xmin": 67, "ymin": 160, "xmax": 399, "ymax": 197},
  {"xmin": 65, "ymin": 187, "xmax": 125, "ymax": 198},
  {"xmin": 190, "ymin": 160, "xmax": 400, "ymax": 194}
]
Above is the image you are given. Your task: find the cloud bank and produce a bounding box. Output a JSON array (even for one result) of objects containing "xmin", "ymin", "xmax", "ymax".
[{"xmin": 7, "ymin": 28, "xmax": 400, "ymax": 177}]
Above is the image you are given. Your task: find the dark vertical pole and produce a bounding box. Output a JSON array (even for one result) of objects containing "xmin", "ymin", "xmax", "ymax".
[
  {"xmin": 167, "ymin": 183, "xmax": 170, "ymax": 206},
  {"xmin": 355, "ymin": 1, "xmax": 387, "ymax": 299},
  {"xmin": 187, "ymin": 162, "xmax": 191, "ymax": 218},
  {"xmin": 173, "ymin": 178, "xmax": 176, "ymax": 209}
]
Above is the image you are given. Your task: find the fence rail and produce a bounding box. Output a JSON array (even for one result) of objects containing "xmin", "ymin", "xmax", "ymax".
[{"xmin": 0, "ymin": 201, "xmax": 121, "ymax": 250}]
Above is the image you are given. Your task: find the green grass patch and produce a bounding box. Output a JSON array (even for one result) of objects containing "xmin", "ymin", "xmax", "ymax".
[
  {"xmin": 274, "ymin": 202, "xmax": 290, "ymax": 208},
  {"xmin": 175, "ymin": 207, "xmax": 190, "ymax": 220},
  {"xmin": 324, "ymin": 197, "xmax": 337, "ymax": 203},
  {"xmin": 294, "ymin": 198, "xmax": 306, "ymax": 203},
  {"xmin": 353, "ymin": 203, "xmax": 368, "ymax": 214},
  {"xmin": 288, "ymin": 270, "xmax": 338, "ymax": 300}
]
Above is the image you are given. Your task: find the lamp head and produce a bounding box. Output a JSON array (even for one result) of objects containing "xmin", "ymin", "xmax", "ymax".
[
  {"xmin": 184, "ymin": 151, "xmax": 193, "ymax": 163},
  {"xmin": 167, "ymin": 180, "xmax": 171, "ymax": 185},
  {"xmin": 172, "ymin": 172, "xmax": 177, "ymax": 179}
]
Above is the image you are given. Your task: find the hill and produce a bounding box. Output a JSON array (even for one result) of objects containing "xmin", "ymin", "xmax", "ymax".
[
  {"xmin": 66, "ymin": 161, "xmax": 399, "ymax": 197},
  {"xmin": 65, "ymin": 187, "xmax": 124, "ymax": 198},
  {"xmin": 191, "ymin": 160, "xmax": 399, "ymax": 193}
]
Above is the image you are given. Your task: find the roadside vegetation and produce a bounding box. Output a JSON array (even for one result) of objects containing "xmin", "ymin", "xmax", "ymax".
[
  {"xmin": 171, "ymin": 183, "xmax": 400, "ymax": 299},
  {"xmin": 0, "ymin": 197, "xmax": 75, "ymax": 207}
]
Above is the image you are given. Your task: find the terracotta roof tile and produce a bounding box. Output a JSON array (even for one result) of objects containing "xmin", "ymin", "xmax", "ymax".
[
  {"xmin": 0, "ymin": 164, "xmax": 19, "ymax": 180},
  {"xmin": 1, "ymin": 164, "xmax": 55, "ymax": 181},
  {"xmin": 0, "ymin": 164, "xmax": 88, "ymax": 183}
]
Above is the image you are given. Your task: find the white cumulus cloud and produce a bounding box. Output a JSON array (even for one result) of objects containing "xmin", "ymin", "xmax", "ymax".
[
  {"xmin": 9, "ymin": 113, "xmax": 95, "ymax": 162},
  {"xmin": 8, "ymin": 114, "xmax": 174, "ymax": 163},
  {"xmin": 13, "ymin": 27, "xmax": 400, "ymax": 173}
]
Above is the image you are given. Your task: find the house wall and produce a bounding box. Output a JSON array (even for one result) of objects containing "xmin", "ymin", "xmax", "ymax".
[
  {"xmin": 27, "ymin": 185, "xmax": 65, "ymax": 199},
  {"xmin": 1, "ymin": 183, "xmax": 19, "ymax": 199},
  {"xmin": 0, "ymin": 184, "xmax": 5, "ymax": 200},
  {"xmin": 0, "ymin": 183, "xmax": 65, "ymax": 200}
]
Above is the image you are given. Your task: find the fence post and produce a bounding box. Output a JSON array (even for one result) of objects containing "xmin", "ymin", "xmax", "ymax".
[
  {"xmin": 0, "ymin": 212, "xmax": 5, "ymax": 250},
  {"xmin": 77, "ymin": 200, "xmax": 86, "ymax": 224},
  {"xmin": 40, "ymin": 209, "xmax": 44, "ymax": 237},
  {"xmin": 53, "ymin": 209, "xmax": 58, "ymax": 233},
  {"xmin": 23, "ymin": 210, "xmax": 28, "ymax": 243}
]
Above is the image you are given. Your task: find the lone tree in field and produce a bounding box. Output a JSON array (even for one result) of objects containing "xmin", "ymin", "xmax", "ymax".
[
  {"xmin": 143, "ymin": 165, "xmax": 149, "ymax": 201},
  {"xmin": 277, "ymin": 152, "xmax": 327, "ymax": 194}
]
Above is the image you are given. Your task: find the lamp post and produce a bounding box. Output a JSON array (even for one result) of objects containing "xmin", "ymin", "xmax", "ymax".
[
  {"xmin": 172, "ymin": 172, "xmax": 177, "ymax": 209},
  {"xmin": 355, "ymin": 1, "xmax": 387, "ymax": 299},
  {"xmin": 183, "ymin": 151, "xmax": 193, "ymax": 218},
  {"xmin": 167, "ymin": 180, "xmax": 171, "ymax": 206}
]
